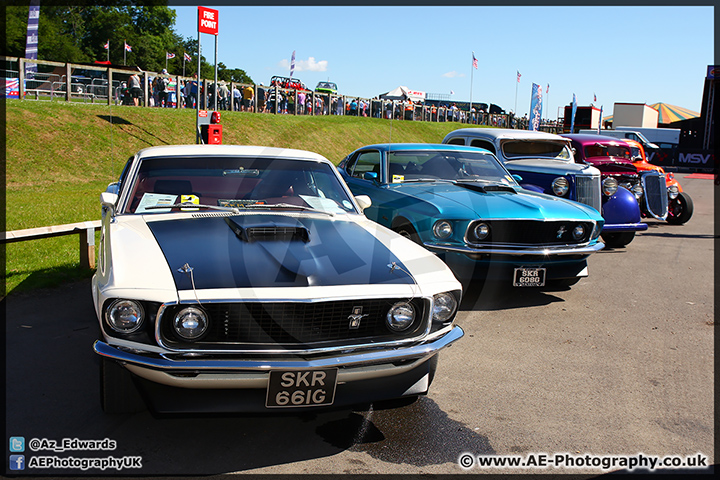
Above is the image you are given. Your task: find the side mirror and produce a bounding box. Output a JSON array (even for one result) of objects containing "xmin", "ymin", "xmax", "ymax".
[
  {"xmin": 355, "ymin": 195, "xmax": 372, "ymax": 212},
  {"xmin": 363, "ymin": 171, "xmax": 379, "ymax": 182},
  {"xmin": 512, "ymin": 174, "xmax": 523, "ymax": 183},
  {"xmin": 100, "ymin": 192, "xmax": 118, "ymax": 217},
  {"xmin": 106, "ymin": 182, "xmax": 120, "ymax": 195}
]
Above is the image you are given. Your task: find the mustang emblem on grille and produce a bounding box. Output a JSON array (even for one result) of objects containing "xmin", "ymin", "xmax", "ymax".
[
  {"xmin": 556, "ymin": 226, "xmax": 566, "ymax": 239},
  {"xmin": 348, "ymin": 306, "xmax": 369, "ymax": 329}
]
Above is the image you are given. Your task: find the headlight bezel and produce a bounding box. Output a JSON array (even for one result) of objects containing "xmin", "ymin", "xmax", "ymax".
[
  {"xmin": 432, "ymin": 220, "xmax": 453, "ymax": 240},
  {"xmin": 105, "ymin": 299, "xmax": 145, "ymax": 334},
  {"xmin": 432, "ymin": 292, "xmax": 459, "ymax": 324},
  {"xmin": 551, "ymin": 177, "xmax": 570, "ymax": 196},
  {"xmin": 668, "ymin": 184, "xmax": 679, "ymax": 200},
  {"xmin": 173, "ymin": 306, "xmax": 209, "ymax": 341},
  {"xmin": 602, "ymin": 177, "xmax": 618, "ymax": 197},
  {"xmin": 386, "ymin": 302, "xmax": 416, "ymax": 332}
]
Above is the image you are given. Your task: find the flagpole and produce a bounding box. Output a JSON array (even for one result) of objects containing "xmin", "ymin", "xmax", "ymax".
[
  {"xmin": 107, "ymin": 40, "xmax": 109, "ymax": 62},
  {"xmin": 165, "ymin": 54, "xmax": 168, "ymax": 72},
  {"xmin": 469, "ymin": 52, "xmax": 474, "ymax": 118},
  {"xmin": 123, "ymin": 40, "xmax": 126, "ymax": 65},
  {"xmin": 514, "ymin": 72, "xmax": 519, "ymax": 116}
]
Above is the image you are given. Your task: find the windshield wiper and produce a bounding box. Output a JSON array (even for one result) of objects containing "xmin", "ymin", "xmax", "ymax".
[
  {"xmin": 240, "ymin": 202, "xmax": 334, "ymax": 216},
  {"xmin": 401, "ymin": 178, "xmax": 454, "ymax": 183},
  {"xmin": 144, "ymin": 202, "xmax": 240, "ymax": 214}
]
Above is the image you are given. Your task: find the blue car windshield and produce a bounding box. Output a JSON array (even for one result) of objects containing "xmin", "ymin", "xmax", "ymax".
[
  {"xmin": 125, "ymin": 156, "xmax": 356, "ymax": 215},
  {"xmin": 387, "ymin": 150, "xmax": 515, "ymax": 185}
]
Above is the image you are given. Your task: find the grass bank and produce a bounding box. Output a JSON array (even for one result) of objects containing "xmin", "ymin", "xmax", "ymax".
[{"xmin": 4, "ymin": 99, "xmax": 478, "ymax": 294}]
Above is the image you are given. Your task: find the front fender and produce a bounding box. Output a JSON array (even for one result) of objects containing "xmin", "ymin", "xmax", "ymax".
[
  {"xmin": 519, "ymin": 183, "xmax": 545, "ymax": 194},
  {"xmin": 602, "ymin": 187, "xmax": 643, "ymax": 226}
]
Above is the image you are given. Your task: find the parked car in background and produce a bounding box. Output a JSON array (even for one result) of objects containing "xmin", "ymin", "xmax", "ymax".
[
  {"xmin": 315, "ymin": 81, "xmax": 338, "ymax": 95},
  {"xmin": 442, "ymin": 129, "xmax": 602, "ymax": 213},
  {"xmin": 338, "ymin": 143, "xmax": 605, "ymax": 288},
  {"xmin": 625, "ymin": 138, "xmax": 693, "ymax": 224},
  {"xmin": 561, "ymin": 134, "xmax": 663, "ymax": 247},
  {"xmin": 93, "ymin": 144, "xmax": 463, "ymax": 413}
]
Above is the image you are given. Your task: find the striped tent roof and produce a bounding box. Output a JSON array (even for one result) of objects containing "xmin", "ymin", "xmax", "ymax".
[
  {"xmin": 602, "ymin": 102, "xmax": 700, "ymax": 125},
  {"xmin": 648, "ymin": 102, "xmax": 700, "ymax": 124}
]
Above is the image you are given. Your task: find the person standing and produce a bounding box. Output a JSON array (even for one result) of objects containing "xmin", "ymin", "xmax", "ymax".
[
  {"xmin": 129, "ymin": 73, "xmax": 142, "ymax": 106},
  {"xmin": 243, "ymin": 84, "xmax": 254, "ymax": 112}
]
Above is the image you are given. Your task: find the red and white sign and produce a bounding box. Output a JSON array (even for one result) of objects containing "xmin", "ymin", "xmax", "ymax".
[
  {"xmin": 198, "ymin": 7, "xmax": 218, "ymax": 35},
  {"xmin": 198, "ymin": 110, "xmax": 208, "ymax": 117}
]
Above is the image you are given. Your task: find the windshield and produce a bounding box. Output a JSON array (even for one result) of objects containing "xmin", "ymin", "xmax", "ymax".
[
  {"xmin": 387, "ymin": 150, "xmax": 516, "ymax": 185},
  {"xmin": 584, "ymin": 144, "xmax": 631, "ymax": 160},
  {"xmin": 124, "ymin": 156, "xmax": 356, "ymax": 215},
  {"xmin": 501, "ymin": 140, "xmax": 573, "ymax": 161},
  {"xmin": 317, "ymin": 82, "xmax": 337, "ymax": 90}
]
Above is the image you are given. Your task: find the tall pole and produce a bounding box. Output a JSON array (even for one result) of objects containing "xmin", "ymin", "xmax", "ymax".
[
  {"xmin": 213, "ymin": 33, "xmax": 218, "ymax": 112},
  {"xmin": 196, "ymin": 21, "xmax": 201, "ymax": 144},
  {"xmin": 469, "ymin": 53, "xmax": 474, "ymax": 117},
  {"xmin": 514, "ymin": 75, "xmax": 519, "ymax": 116}
]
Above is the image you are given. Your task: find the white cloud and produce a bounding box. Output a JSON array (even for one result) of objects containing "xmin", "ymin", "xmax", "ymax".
[
  {"xmin": 278, "ymin": 56, "xmax": 328, "ymax": 72},
  {"xmin": 442, "ymin": 71, "xmax": 465, "ymax": 78}
]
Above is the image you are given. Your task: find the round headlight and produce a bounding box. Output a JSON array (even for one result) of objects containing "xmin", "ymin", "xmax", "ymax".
[
  {"xmin": 602, "ymin": 177, "xmax": 618, "ymax": 196},
  {"xmin": 473, "ymin": 222, "xmax": 490, "ymax": 241},
  {"xmin": 432, "ymin": 292, "xmax": 458, "ymax": 323},
  {"xmin": 668, "ymin": 184, "xmax": 679, "ymax": 200},
  {"xmin": 433, "ymin": 220, "xmax": 453, "ymax": 239},
  {"xmin": 572, "ymin": 225, "xmax": 585, "ymax": 240},
  {"xmin": 632, "ymin": 183, "xmax": 643, "ymax": 199},
  {"xmin": 386, "ymin": 302, "xmax": 415, "ymax": 332},
  {"xmin": 173, "ymin": 307, "xmax": 208, "ymax": 340},
  {"xmin": 552, "ymin": 177, "xmax": 570, "ymax": 196},
  {"xmin": 106, "ymin": 299, "xmax": 145, "ymax": 333}
]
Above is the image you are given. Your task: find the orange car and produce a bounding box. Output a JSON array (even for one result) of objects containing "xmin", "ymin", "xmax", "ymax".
[{"xmin": 625, "ymin": 139, "xmax": 693, "ymax": 224}]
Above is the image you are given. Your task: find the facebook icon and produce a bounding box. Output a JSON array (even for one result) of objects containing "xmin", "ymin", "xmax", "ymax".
[{"xmin": 9, "ymin": 454, "xmax": 25, "ymax": 470}]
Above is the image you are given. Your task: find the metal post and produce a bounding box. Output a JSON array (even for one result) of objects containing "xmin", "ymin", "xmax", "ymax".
[
  {"xmin": 196, "ymin": 19, "xmax": 201, "ymax": 144},
  {"xmin": 18, "ymin": 58, "xmax": 25, "ymax": 100},
  {"xmin": 66, "ymin": 62, "xmax": 71, "ymax": 101},
  {"xmin": 107, "ymin": 68, "xmax": 113, "ymax": 106}
]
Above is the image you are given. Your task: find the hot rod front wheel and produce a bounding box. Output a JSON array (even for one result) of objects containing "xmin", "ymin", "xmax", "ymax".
[
  {"xmin": 667, "ymin": 191, "xmax": 694, "ymax": 225},
  {"xmin": 601, "ymin": 231, "xmax": 636, "ymax": 248}
]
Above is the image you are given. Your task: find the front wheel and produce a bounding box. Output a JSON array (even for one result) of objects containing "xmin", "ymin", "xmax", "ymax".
[
  {"xmin": 601, "ymin": 231, "xmax": 636, "ymax": 248},
  {"xmin": 393, "ymin": 223, "xmax": 421, "ymax": 245},
  {"xmin": 666, "ymin": 191, "xmax": 694, "ymax": 225},
  {"xmin": 100, "ymin": 356, "xmax": 146, "ymax": 414}
]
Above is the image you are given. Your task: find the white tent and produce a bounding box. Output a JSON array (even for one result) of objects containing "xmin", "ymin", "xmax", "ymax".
[{"xmin": 379, "ymin": 86, "xmax": 426, "ymax": 102}]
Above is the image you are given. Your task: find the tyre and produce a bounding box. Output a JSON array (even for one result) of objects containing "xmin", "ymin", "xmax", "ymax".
[
  {"xmin": 100, "ymin": 357, "xmax": 146, "ymax": 414},
  {"xmin": 601, "ymin": 231, "xmax": 636, "ymax": 248},
  {"xmin": 393, "ymin": 223, "xmax": 421, "ymax": 245},
  {"xmin": 666, "ymin": 191, "xmax": 694, "ymax": 225}
]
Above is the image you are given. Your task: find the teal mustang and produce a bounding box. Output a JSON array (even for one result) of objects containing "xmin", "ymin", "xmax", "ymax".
[{"xmin": 338, "ymin": 144, "xmax": 605, "ymax": 287}]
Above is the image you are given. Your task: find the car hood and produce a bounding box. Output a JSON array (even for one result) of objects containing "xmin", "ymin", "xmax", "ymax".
[
  {"xmin": 390, "ymin": 183, "xmax": 600, "ymax": 221},
  {"xmin": 145, "ymin": 214, "xmax": 417, "ymax": 290},
  {"xmin": 503, "ymin": 158, "xmax": 599, "ymax": 176},
  {"xmin": 583, "ymin": 158, "xmax": 638, "ymax": 175}
]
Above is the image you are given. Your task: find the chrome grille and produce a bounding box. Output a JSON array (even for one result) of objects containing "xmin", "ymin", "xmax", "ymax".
[
  {"xmin": 641, "ymin": 171, "xmax": 668, "ymax": 220},
  {"xmin": 467, "ymin": 220, "xmax": 596, "ymax": 246},
  {"xmin": 575, "ymin": 174, "xmax": 601, "ymax": 213},
  {"xmin": 160, "ymin": 298, "xmax": 427, "ymax": 349}
]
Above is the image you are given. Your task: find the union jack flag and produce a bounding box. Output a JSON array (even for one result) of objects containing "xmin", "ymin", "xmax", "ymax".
[
  {"xmin": 124, "ymin": 41, "xmax": 132, "ymax": 52},
  {"xmin": 546, "ymin": 83, "xmax": 549, "ymax": 94},
  {"xmin": 166, "ymin": 52, "xmax": 175, "ymax": 59},
  {"xmin": 594, "ymin": 93, "xmax": 597, "ymax": 102},
  {"xmin": 517, "ymin": 71, "xmax": 521, "ymax": 83},
  {"xmin": 184, "ymin": 52, "xmax": 192, "ymax": 61},
  {"xmin": 472, "ymin": 52, "xmax": 477, "ymax": 69},
  {"xmin": 103, "ymin": 40, "xmax": 109, "ymax": 50}
]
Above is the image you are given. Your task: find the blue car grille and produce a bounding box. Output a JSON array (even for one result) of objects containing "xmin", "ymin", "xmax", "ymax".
[
  {"xmin": 160, "ymin": 298, "xmax": 427, "ymax": 348},
  {"xmin": 575, "ymin": 175, "xmax": 601, "ymax": 212},
  {"xmin": 641, "ymin": 172, "xmax": 668, "ymax": 219},
  {"xmin": 467, "ymin": 220, "xmax": 596, "ymax": 246}
]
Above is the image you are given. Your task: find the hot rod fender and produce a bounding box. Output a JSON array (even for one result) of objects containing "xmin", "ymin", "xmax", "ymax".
[
  {"xmin": 602, "ymin": 186, "xmax": 643, "ymax": 228},
  {"xmin": 519, "ymin": 183, "xmax": 545, "ymax": 194}
]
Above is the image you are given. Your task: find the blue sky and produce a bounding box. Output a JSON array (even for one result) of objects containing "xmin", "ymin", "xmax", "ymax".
[{"xmin": 171, "ymin": 5, "xmax": 714, "ymax": 118}]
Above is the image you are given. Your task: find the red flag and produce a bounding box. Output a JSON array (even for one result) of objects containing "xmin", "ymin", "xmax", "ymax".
[
  {"xmin": 124, "ymin": 41, "xmax": 132, "ymax": 52},
  {"xmin": 517, "ymin": 71, "xmax": 521, "ymax": 82},
  {"xmin": 472, "ymin": 52, "xmax": 478, "ymax": 69},
  {"xmin": 103, "ymin": 40, "xmax": 109, "ymax": 50},
  {"xmin": 166, "ymin": 52, "xmax": 176, "ymax": 59}
]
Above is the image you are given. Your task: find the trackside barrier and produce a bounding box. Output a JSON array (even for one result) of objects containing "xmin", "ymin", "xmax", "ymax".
[
  {"xmin": 1, "ymin": 55, "xmax": 563, "ymax": 132},
  {"xmin": 1, "ymin": 220, "xmax": 101, "ymax": 270}
]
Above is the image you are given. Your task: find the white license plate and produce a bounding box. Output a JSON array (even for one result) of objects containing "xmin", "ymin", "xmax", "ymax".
[
  {"xmin": 266, "ymin": 369, "xmax": 338, "ymax": 408},
  {"xmin": 513, "ymin": 267, "xmax": 546, "ymax": 287}
]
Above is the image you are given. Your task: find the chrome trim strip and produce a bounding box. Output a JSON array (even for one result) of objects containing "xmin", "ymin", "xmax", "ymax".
[
  {"xmin": 94, "ymin": 325, "xmax": 464, "ymax": 371},
  {"xmin": 424, "ymin": 241, "xmax": 605, "ymax": 256}
]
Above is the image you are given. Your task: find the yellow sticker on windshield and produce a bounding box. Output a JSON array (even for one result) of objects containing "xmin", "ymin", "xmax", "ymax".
[
  {"xmin": 392, "ymin": 174, "xmax": 405, "ymax": 183},
  {"xmin": 180, "ymin": 194, "xmax": 199, "ymax": 211}
]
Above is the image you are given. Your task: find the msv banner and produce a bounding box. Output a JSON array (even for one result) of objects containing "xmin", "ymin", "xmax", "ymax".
[{"xmin": 528, "ymin": 83, "xmax": 543, "ymax": 131}]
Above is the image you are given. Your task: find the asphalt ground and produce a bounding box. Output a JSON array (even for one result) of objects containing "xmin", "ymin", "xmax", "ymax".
[{"xmin": 3, "ymin": 173, "xmax": 715, "ymax": 476}]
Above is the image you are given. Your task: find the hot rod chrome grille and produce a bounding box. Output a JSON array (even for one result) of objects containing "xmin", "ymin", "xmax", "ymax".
[
  {"xmin": 641, "ymin": 172, "xmax": 668, "ymax": 220},
  {"xmin": 160, "ymin": 298, "xmax": 427, "ymax": 348},
  {"xmin": 467, "ymin": 220, "xmax": 595, "ymax": 246},
  {"xmin": 575, "ymin": 175, "xmax": 601, "ymax": 213}
]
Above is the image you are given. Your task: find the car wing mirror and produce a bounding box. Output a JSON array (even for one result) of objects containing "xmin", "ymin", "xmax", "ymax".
[
  {"xmin": 355, "ymin": 195, "xmax": 372, "ymax": 212},
  {"xmin": 512, "ymin": 174, "xmax": 523, "ymax": 183},
  {"xmin": 363, "ymin": 171, "xmax": 379, "ymax": 182},
  {"xmin": 100, "ymin": 192, "xmax": 118, "ymax": 217}
]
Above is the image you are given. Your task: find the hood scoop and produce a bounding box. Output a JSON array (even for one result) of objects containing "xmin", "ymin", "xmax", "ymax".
[
  {"xmin": 224, "ymin": 217, "xmax": 310, "ymax": 242},
  {"xmin": 453, "ymin": 182, "xmax": 517, "ymax": 194}
]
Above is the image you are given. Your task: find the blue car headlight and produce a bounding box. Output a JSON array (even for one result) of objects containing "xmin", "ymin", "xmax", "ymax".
[{"xmin": 432, "ymin": 220, "xmax": 453, "ymax": 239}]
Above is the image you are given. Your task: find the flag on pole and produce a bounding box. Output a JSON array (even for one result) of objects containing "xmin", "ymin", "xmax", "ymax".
[
  {"xmin": 184, "ymin": 52, "xmax": 192, "ymax": 61},
  {"xmin": 570, "ymin": 93, "xmax": 578, "ymax": 133},
  {"xmin": 166, "ymin": 52, "xmax": 175, "ymax": 59},
  {"xmin": 472, "ymin": 52, "xmax": 478, "ymax": 69},
  {"xmin": 103, "ymin": 40, "xmax": 109, "ymax": 50},
  {"xmin": 546, "ymin": 83, "xmax": 549, "ymax": 94},
  {"xmin": 598, "ymin": 105, "xmax": 603, "ymax": 133},
  {"xmin": 517, "ymin": 71, "xmax": 521, "ymax": 83},
  {"xmin": 529, "ymin": 83, "xmax": 543, "ymax": 131},
  {"xmin": 124, "ymin": 41, "xmax": 132, "ymax": 52},
  {"xmin": 289, "ymin": 50, "xmax": 296, "ymax": 78},
  {"xmin": 450, "ymin": 90, "xmax": 455, "ymax": 95},
  {"xmin": 593, "ymin": 93, "xmax": 597, "ymax": 102}
]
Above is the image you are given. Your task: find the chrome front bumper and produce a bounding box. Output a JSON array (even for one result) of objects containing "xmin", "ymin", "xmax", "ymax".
[
  {"xmin": 423, "ymin": 241, "xmax": 605, "ymax": 257},
  {"xmin": 94, "ymin": 326, "xmax": 464, "ymax": 388}
]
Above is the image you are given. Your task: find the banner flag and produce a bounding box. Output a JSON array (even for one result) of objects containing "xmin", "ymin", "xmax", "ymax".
[
  {"xmin": 166, "ymin": 52, "xmax": 176, "ymax": 59},
  {"xmin": 528, "ymin": 83, "xmax": 543, "ymax": 131},
  {"xmin": 25, "ymin": 0, "xmax": 40, "ymax": 78},
  {"xmin": 472, "ymin": 52, "xmax": 478, "ymax": 69},
  {"xmin": 570, "ymin": 93, "xmax": 578, "ymax": 133},
  {"xmin": 290, "ymin": 50, "xmax": 296, "ymax": 78}
]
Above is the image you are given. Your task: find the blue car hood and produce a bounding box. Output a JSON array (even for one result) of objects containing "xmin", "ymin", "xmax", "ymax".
[
  {"xmin": 390, "ymin": 182, "xmax": 599, "ymax": 220},
  {"xmin": 146, "ymin": 214, "xmax": 412, "ymax": 290}
]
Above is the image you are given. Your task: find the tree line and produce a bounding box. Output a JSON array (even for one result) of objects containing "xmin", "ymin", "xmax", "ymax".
[{"xmin": 3, "ymin": 1, "xmax": 254, "ymax": 84}]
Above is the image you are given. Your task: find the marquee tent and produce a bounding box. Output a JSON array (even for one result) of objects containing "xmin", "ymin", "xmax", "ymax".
[
  {"xmin": 649, "ymin": 102, "xmax": 700, "ymax": 124},
  {"xmin": 379, "ymin": 86, "xmax": 426, "ymax": 102}
]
